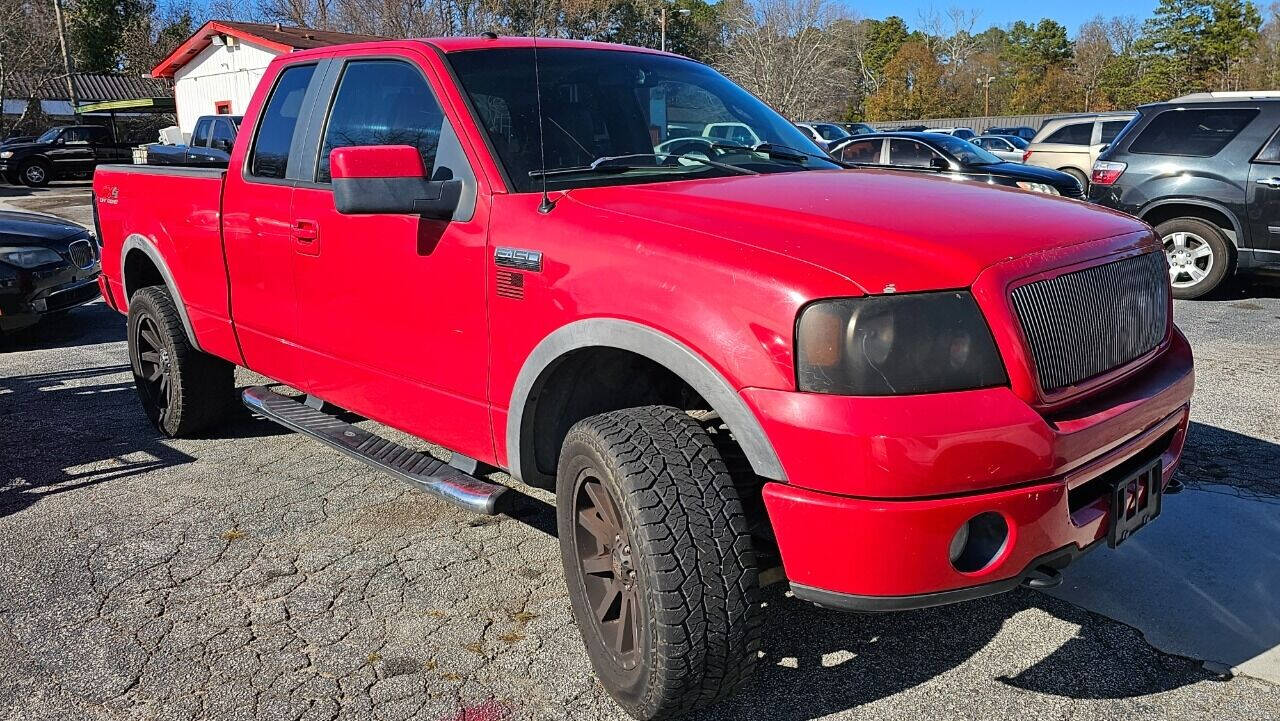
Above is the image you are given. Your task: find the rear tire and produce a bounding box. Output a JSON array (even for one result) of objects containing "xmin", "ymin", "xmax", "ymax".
[
  {"xmin": 127, "ymin": 285, "xmax": 234, "ymax": 437},
  {"xmin": 1060, "ymin": 167, "xmax": 1088, "ymax": 193},
  {"xmin": 1154, "ymin": 217, "xmax": 1233, "ymax": 300},
  {"xmin": 557, "ymin": 406, "xmax": 761, "ymax": 720}
]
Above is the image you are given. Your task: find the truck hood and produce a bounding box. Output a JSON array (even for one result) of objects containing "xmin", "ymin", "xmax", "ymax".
[{"xmin": 568, "ymin": 168, "xmax": 1147, "ymax": 293}]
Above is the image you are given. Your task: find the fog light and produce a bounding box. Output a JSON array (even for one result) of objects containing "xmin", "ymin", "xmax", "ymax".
[{"xmin": 948, "ymin": 512, "xmax": 1009, "ymax": 573}]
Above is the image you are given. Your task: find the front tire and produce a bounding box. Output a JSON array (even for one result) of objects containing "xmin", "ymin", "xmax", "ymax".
[
  {"xmin": 1155, "ymin": 217, "xmax": 1233, "ymax": 299},
  {"xmin": 557, "ymin": 406, "xmax": 761, "ymax": 720},
  {"xmin": 18, "ymin": 160, "xmax": 50, "ymax": 187},
  {"xmin": 127, "ymin": 285, "xmax": 234, "ymax": 437}
]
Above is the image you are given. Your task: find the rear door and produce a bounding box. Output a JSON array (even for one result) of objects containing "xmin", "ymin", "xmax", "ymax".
[
  {"xmin": 288, "ymin": 51, "xmax": 493, "ymax": 460},
  {"xmin": 220, "ymin": 60, "xmax": 325, "ymax": 390},
  {"xmin": 48, "ymin": 127, "xmax": 96, "ymax": 175},
  {"xmin": 187, "ymin": 117, "xmax": 213, "ymax": 164}
]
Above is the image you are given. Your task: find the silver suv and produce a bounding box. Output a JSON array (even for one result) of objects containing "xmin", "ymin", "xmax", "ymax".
[{"xmin": 1024, "ymin": 112, "xmax": 1136, "ymax": 190}]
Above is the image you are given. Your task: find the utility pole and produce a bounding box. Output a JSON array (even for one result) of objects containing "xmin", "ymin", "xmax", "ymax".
[
  {"xmin": 52, "ymin": 0, "xmax": 79, "ymax": 116},
  {"xmin": 659, "ymin": 3, "xmax": 691, "ymax": 53},
  {"xmin": 978, "ymin": 75, "xmax": 995, "ymax": 117}
]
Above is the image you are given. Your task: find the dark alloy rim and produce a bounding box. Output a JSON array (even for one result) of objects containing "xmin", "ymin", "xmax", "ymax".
[
  {"xmin": 135, "ymin": 314, "xmax": 173, "ymax": 425},
  {"xmin": 573, "ymin": 472, "xmax": 642, "ymax": 669}
]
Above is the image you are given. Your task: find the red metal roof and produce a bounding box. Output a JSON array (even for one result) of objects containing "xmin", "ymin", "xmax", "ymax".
[{"xmin": 151, "ymin": 20, "xmax": 385, "ymax": 78}]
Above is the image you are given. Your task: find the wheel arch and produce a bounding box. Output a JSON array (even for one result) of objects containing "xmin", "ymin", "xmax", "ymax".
[
  {"xmin": 120, "ymin": 233, "xmax": 202, "ymax": 351},
  {"xmin": 1139, "ymin": 198, "xmax": 1243, "ymax": 248},
  {"xmin": 506, "ymin": 318, "xmax": 785, "ymax": 488}
]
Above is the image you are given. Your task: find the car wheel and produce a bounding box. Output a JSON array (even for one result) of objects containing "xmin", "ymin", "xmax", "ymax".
[
  {"xmin": 18, "ymin": 160, "xmax": 50, "ymax": 187},
  {"xmin": 1060, "ymin": 167, "xmax": 1088, "ymax": 193},
  {"xmin": 1154, "ymin": 218, "xmax": 1233, "ymax": 300},
  {"xmin": 127, "ymin": 285, "xmax": 235, "ymax": 437},
  {"xmin": 557, "ymin": 406, "xmax": 762, "ymax": 720}
]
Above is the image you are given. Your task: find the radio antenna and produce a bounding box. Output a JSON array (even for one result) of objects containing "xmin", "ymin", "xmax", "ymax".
[{"xmin": 533, "ymin": 38, "xmax": 555, "ymax": 214}]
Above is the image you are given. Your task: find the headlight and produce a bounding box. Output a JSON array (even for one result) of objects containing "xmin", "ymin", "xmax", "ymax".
[
  {"xmin": 796, "ymin": 292, "xmax": 1007, "ymax": 395},
  {"xmin": 0, "ymin": 151, "xmax": 12, "ymax": 159},
  {"xmin": 1016, "ymin": 181, "xmax": 1059, "ymax": 195},
  {"xmin": 0, "ymin": 246, "xmax": 63, "ymax": 268}
]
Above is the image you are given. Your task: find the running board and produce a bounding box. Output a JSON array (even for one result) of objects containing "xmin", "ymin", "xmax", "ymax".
[{"xmin": 241, "ymin": 386, "xmax": 507, "ymax": 514}]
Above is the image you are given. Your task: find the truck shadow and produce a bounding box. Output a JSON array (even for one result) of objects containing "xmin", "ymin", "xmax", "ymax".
[
  {"xmin": 0, "ymin": 300, "xmax": 124, "ymax": 352},
  {"xmin": 0, "ymin": 364, "xmax": 196, "ymax": 520}
]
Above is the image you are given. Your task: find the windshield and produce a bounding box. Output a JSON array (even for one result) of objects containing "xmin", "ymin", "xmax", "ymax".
[
  {"xmin": 36, "ymin": 128, "xmax": 62, "ymax": 143},
  {"xmin": 814, "ymin": 124, "xmax": 850, "ymax": 141},
  {"xmin": 448, "ymin": 47, "xmax": 839, "ymax": 192},
  {"xmin": 928, "ymin": 134, "xmax": 1003, "ymax": 165}
]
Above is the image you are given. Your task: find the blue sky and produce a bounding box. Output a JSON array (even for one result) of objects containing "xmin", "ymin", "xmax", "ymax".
[{"xmin": 847, "ymin": 0, "xmax": 1161, "ymax": 36}]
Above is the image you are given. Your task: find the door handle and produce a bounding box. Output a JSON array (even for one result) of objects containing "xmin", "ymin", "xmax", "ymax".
[
  {"xmin": 1256, "ymin": 177, "xmax": 1280, "ymax": 188},
  {"xmin": 291, "ymin": 219, "xmax": 319, "ymax": 241}
]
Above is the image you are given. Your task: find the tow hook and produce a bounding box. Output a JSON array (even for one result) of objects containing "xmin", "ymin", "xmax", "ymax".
[{"xmin": 1021, "ymin": 565, "xmax": 1063, "ymax": 590}]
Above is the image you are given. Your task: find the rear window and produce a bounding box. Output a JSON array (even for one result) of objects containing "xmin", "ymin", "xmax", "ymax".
[
  {"xmin": 248, "ymin": 63, "xmax": 316, "ymax": 179},
  {"xmin": 1129, "ymin": 108, "xmax": 1258, "ymax": 157},
  {"xmin": 1100, "ymin": 119, "xmax": 1131, "ymax": 144},
  {"xmin": 1043, "ymin": 121, "xmax": 1092, "ymax": 145}
]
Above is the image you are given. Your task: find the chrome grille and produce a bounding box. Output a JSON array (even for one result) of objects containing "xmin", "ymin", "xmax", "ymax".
[
  {"xmin": 68, "ymin": 239, "xmax": 95, "ymax": 269},
  {"xmin": 1011, "ymin": 252, "xmax": 1169, "ymax": 392}
]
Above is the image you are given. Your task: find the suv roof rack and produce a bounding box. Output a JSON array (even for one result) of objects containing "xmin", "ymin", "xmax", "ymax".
[{"xmin": 1167, "ymin": 90, "xmax": 1280, "ymax": 103}]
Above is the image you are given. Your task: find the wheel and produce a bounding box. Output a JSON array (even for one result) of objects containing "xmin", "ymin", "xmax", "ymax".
[
  {"xmin": 1154, "ymin": 217, "xmax": 1233, "ymax": 299},
  {"xmin": 557, "ymin": 406, "xmax": 761, "ymax": 720},
  {"xmin": 18, "ymin": 160, "xmax": 50, "ymax": 187},
  {"xmin": 127, "ymin": 285, "xmax": 235, "ymax": 437},
  {"xmin": 1060, "ymin": 167, "xmax": 1088, "ymax": 193}
]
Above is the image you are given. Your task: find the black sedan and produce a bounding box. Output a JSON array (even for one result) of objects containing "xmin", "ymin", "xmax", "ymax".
[
  {"xmin": 0, "ymin": 211, "xmax": 100, "ymax": 335},
  {"xmin": 828, "ymin": 132, "xmax": 1083, "ymax": 198}
]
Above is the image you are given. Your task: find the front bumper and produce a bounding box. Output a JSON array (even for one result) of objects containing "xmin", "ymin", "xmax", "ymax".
[
  {"xmin": 751, "ymin": 328, "xmax": 1194, "ymax": 607},
  {"xmin": 0, "ymin": 270, "xmax": 101, "ymax": 331}
]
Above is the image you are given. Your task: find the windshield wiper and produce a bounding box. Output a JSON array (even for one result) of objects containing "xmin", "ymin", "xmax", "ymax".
[
  {"xmin": 711, "ymin": 141, "xmax": 854, "ymax": 168},
  {"xmin": 529, "ymin": 153, "xmax": 757, "ymax": 179}
]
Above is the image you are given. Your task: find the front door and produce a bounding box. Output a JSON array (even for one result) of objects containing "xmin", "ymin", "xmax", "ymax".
[
  {"xmin": 220, "ymin": 61, "xmax": 321, "ymax": 390},
  {"xmin": 46, "ymin": 128, "xmax": 95, "ymax": 175},
  {"xmin": 1247, "ymin": 126, "xmax": 1280, "ymax": 254},
  {"xmin": 289, "ymin": 53, "xmax": 494, "ymax": 462}
]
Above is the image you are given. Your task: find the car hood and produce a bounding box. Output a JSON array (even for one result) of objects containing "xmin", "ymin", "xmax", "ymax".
[
  {"xmin": 0, "ymin": 142, "xmax": 46, "ymax": 154},
  {"xmin": 981, "ymin": 161, "xmax": 1077, "ymax": 185},
  {"xmin": 0, "ymin": 210, "xmax": 89, "ymax": 247},
  {"xmin": 567, "ymin": 168, "xmax": 1145, "ymax": 294}
]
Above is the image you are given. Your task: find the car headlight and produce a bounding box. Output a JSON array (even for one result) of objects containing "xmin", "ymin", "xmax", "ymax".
[
  {"xmin": 1016, "ymin": 181, "xmax": 1059, "ymax": 195},
  {"xmin": 0, "ymin": 151, "xmax": 12, "ymax": 159},
  {"xmin": 0, "ymin": 246, "xmax": 63, "ymax": 268},
  {"xmin": 796, "ymin": 292, "xmax": 1008, "ymax": 395}
]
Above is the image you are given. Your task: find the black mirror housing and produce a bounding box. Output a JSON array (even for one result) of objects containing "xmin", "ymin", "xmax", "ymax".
[{"xmin": 333, "ymin": 177, "xmax": 462, "ymax": 220}]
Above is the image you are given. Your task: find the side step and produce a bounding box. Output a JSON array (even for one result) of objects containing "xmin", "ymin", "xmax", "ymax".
[{"xmin": 242, "ymin": 386, "xmax": 507, "ymax": 514}]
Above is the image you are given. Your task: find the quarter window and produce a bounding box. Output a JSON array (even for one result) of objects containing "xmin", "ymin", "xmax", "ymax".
[
  {"xmin": 1100, "ymin": 120, "xmax": 1130, "ymax": 144},
  {"xmin": 1129, "ymin": 108, "xmax": 1259, "ymax": 157},
  {"xmin": 1043, "ymin": 122, "xmax": 1092, "ymax": 145},
  {"xmin": 248, "ymin": 63, "xmax": 316, "ymax": 180},
  {"xmin": 316, "ymin": 60, "xmax": 445, "ymax": 183}
]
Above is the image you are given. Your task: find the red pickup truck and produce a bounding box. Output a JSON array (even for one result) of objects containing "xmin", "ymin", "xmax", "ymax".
[{"xmin": 94, "ymin": 37, "xmax": 1194, "ymax": 719}]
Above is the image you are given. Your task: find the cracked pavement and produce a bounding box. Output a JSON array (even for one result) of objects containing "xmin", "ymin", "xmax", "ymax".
[{"xmin": 1, "ymin": 185, "xmax": 1279, "ymax": 720}]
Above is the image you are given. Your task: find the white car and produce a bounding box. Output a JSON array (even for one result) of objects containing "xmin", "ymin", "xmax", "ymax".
[
  {"xmin": 970, "ymin": 134, "xmax": 1029, "ymax": 163},
  {"xmin": 795, "ymin": 122, "xmax": 851, "ymax": 150},
  {"xmin": 927, "ymin": 127, "xmax": 977, "ymax": 140}
]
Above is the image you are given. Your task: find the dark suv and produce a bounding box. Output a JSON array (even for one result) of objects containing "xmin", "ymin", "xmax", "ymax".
[{"xmin": 1090, "ymin": 92, "xmax": 1280, "ymax": 298}]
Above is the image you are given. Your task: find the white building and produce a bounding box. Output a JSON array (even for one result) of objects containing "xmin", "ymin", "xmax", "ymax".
[{"xmin": 151, "ymin": 21, "xmax": 382, "ymax": 134}]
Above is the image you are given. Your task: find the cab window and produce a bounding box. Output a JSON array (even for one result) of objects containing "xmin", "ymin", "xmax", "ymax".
[
  {"xmin": 191, "ymin": 119, "xmax": 212, "ymax": 148},
  {"xmin": 248, "ymin": 63, "xmax": 317, "ymax": 179},
  {"xmin": 316, "ymin": 59, "xmax": 446, "ymax": 183}
]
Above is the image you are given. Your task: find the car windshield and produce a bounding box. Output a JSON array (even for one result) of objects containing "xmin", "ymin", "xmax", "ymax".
[
  {"xmin": 927, "ymin": 134, "xmax": 1003, "ymax": 165},
  {"xmin": 36, "ymin": 128, "xmax": 61, "ymax": 143},
  {"xmin": 448, "ymin": 47, "xmax": 840, "ymax": 192}
]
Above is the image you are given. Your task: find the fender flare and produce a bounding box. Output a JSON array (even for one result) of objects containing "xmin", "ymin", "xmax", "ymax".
[
  {"xmin": 120, "ymin": 233, "xmax": 202, "ymax": 351},
  {"xmin": 505, "ymin": 318, "xmax": 786, "ymax": 484},
  {"xmin": 1138, "ymin": 197, "xmax": 1245, "ymax": 248}
]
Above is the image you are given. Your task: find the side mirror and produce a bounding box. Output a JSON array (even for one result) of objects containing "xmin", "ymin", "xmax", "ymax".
[
  {"xmin": 929, "ymin": 156, "xmax": 950, "ymax": 170},
  {"xmin": 330, "ymin": 145, "xmax": 461, "ymax": 220}
]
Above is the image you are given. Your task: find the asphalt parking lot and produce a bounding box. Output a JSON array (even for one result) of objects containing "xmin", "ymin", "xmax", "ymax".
[{"xmin": 2, "ymin": 183, "xmax": 1279, "ymax": 720}]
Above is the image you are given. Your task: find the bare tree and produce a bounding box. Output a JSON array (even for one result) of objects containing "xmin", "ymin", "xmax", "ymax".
[
  {"xmin": 718, "ymin": 0, "xmax": 852, "ymax": 119},
  {"xmin": 0, "ymin": 0, "xmax": 62, "ymax": 136},
  {"xmin": 918, "ymin": 5, "xmax": 980, "ymax": 65},
  {"xmin": 1073, "ymin": 17, "xmax": 1114, "ymax": 111}
]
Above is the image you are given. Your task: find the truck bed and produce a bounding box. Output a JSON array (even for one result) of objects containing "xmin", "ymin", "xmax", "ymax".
[{"xmin": 94, "ymin": 164, "xmax": 242, "ymax": 362}]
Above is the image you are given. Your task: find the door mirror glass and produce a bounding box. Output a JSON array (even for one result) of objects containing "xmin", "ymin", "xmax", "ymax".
[{"xmin": 330, "ymin": 145, "xmax": 461, "ymax": 220}]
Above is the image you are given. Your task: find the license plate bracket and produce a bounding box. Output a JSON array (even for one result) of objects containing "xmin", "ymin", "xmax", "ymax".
[{"xmin": 1108, "ymin": 458, "xmax": 1163, "ymax": 548}]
